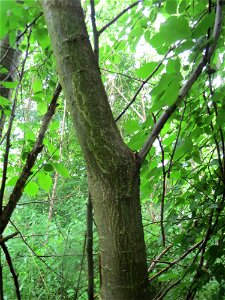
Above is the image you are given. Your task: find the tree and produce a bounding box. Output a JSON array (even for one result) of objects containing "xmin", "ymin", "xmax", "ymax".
[
  {"xmin": 40, "ymin": 0, "xmax": 223, "ymax": 299},
  {"xmin": 0, "ymin": 0, "xmax": 225, "ymax": 299}
]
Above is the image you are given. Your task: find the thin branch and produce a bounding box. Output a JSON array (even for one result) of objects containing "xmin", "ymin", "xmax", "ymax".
[
  {"xmin": 167, "ymin": 101, "xmax": 186, "ymax": 177},
  {"xmin": 0, "ymin": 232, "xmax": 19, "ymax": 243},
  {"xmin": 0, "ymin": 30, "xmax": 32, "ymax": 214},
  {"xmin": 113, "ymin": 82, "xmax": 145, "ymax": 121},
  {"xmin": 138, "ymin": 0, "xmax": 223, "ymax": 164},
  {"xmin": 10, "ymin": 221, "xmax": 61, "ymax": 277},
  {"xmin": 0, "ymin": 252, "xmax": 3, "ymax": 300},
  {"xmin": 98, "ymin": 1, "xmax": 142, "ymax": 35},
  {"xmin": 148, "ymin": 244, "xmax": 172, "ymax": 273},
  {"xmin": 116, "ymin": 46, "xmax": 175, "ymax": 122},
  {"xmin": 90, "ymin": 0, "xmax": 99, "ymax": 61},
  {"xmin": 16, "ymin": 12, "xmax": 43, "ymax": 42},
  {"xmin": 0, "ymin": 84, "xmax": 61, "ymax": 234},
  {"xmin": 74, "ymin": 233, "xmax": 87, "ymax": 300},
  {"xmin": 1, "ymin": 243, "xmax": 21, "ymax": 300},
  {"xmin": 100, "ymin": 67, "xmax": 149, "ymax": 84},
  {"xmin": 87, "ymin": 193, "xmax": 94, "ymax": 300},
  {"xmin": 158, "ymin": 136, "xmax": 166, "ymax": 247},
  {"xmin": 149, "ymin": 239, "xmax": 204, "ymax": 282}
]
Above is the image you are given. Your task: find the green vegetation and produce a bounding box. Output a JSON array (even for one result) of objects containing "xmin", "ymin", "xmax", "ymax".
[{"xmin": 0, "ymin": 0, "xmax": 225, "ymax": 299}]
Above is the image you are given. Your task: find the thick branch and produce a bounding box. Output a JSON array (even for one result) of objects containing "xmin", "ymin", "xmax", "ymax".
[
  {"xmin": 139, "ymin": 0, "xmax": 223, "ymax": 164},
  {"xmin": 0, "ymin": 84, "xmax": 61, "ymax": 234}
]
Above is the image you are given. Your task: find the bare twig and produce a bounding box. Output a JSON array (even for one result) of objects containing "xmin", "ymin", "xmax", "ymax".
[
  {"xmin": 16, "ymin": 12, "xmax": 43, "ymax": 42},
  {"xmin": 10, "ymin": 221, "xmax": 61, "ymax": 277},
  {"xmin": 148, "ymin": 244, "xmax": 172, "ymax": 273},
  {"xmin": 116, "ymin": 46, "xmax": 175, "ymax": 122},
  {"xmin": 74, "ymin": 233, "xmax": 87, "ymax": 300},
  {"xmin": 1, "ymin": 243, "xmax": 21, "ymax": 300},
  {"xmin": 158, "ymin": 136, "xmax": 166, "ymax": 247},
  {"xmin": 149, "ymin": 239, "xmax": 204, "ymax": 282},
  {"xmin": 98, "ymin": 1, "xmax": 142, "ymax": 35},
  {"xmin": 87, "ymin": 193, "xmax": 94, "ymax": 300},
  {"xmin": 167, "ymin": 101, "xmax": 186, "ymax": 177},
  {"xmin": 139, "ymin": 0, "xmax": 223, "ymax": 164},
  {"xmin": 90, "ymin": 0, "xmax": 99, "ymax": 61}
]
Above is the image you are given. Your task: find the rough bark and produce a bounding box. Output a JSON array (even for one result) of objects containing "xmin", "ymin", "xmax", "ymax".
[
  {"xmin": 41, "ymin": 1, "xmax": 149, "ymax": 299},
  {"xmin": 0, "ymin": 36, "xmax": 20, "ymax": 139}
]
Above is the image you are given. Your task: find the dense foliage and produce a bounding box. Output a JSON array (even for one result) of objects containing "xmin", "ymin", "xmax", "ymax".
[{"xmin": 0, "ymin": 0, "xmax": 225, "ymax": 299}]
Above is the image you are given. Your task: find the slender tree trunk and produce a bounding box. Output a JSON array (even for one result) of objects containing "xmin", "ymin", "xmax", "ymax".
[
  {"xmin": 48, "ymin": 99, "xmax": 67, "ymax": 221},
  {"xmin": 0, "ymin": 36, "xmax": 20, "ymax": 139},
  {"xmin": 41, "ymin": 1, "xmax": 149, "ymax": 299}
]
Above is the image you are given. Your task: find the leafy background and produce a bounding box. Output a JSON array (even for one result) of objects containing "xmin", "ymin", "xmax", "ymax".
[{"xmin": 0, "ymin": 0, "xmax": 225, "ymax": 299}]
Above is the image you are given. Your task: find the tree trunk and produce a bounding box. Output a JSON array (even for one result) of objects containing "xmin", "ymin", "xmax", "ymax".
[
  {"xmin": 41, "ymin": 1, "xmax": 149, "ymax": 299},
  {"xmin": 0, "ymin": 36, "xmax": 20, "ymax": 139}
]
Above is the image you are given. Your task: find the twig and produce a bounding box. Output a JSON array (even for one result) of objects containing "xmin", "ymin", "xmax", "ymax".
[
  {"xmin": 16, "ymin": 12, "xmax": 43, "ymax": 42},
  {"xmin": 90, "ymin": 0, "xmax": 99, "ymax": 61},
  {"xmin": 148, "ymin": 244, "xmax": 172, "ymax": 273},
  {"xmin": 149, "ymin": 239, "xmax": 204, "ymax": 282},
  {"xmin": 10, "ymin": 221, "xmax": 61, "ymax": 277},
  {"xmin": 138, "ymin": 0, "xmax": 223, "ymax": 164},
  {"xmin": 100, "ymin": 67, "xmax": 149, "ymax": 84},
  {"xmin": 0, "ymin": 232, "xmax": 19, "ymax": 243},
  {"xmin": 0, "ymin": 254, "xmax": 3, "ymax": 300},
  {"xmin": 167, "ymin": 101, "xmax": 186, "ymax": 177},
  {"xmin": 1, "ymin": 243, "xmax": 21, "ymax": 300},
  {"xmin": 158, "ymin": 135, "xmax": 166, "ymax": 247},
  {"xmin": 116, "ymin": 46, "xmax": 175, "ymax": 122},
  {"xmin": 74, "ymin": 233, "xmax": 87, "ymax": 300},
  {"xmin": 98, "ymin": 1, "xmax": 142, "ymax": 35},
  {"xmin": 87, "ymin": 193, "xmax": 94, "ymax": 300},
  {"xmin": 0, "ymin": 84, "xmax": 61, "ymax": 234}
]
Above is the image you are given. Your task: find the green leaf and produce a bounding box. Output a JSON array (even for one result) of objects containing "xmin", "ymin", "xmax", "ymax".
[
  {"xmin": 151, "ymin": 73, "xmax": 173, "ymax": 97},
  {"xmin": 53, "ymin": 163, "xmax": 70, "ymax": 178},
  {"xmin": 192, "ymin": 12, "xmax": 215, "ymax": 38},
  {"xmin": 35, "ymin": 28, "xmax": 50, "ymax": 49},
  {"xmin": 161, "ymin": 78, "xmax": 180, "ymax": 106},
  {"xmin": 170, "ymin": 171, "xmax": 181, "ymax": 179},
  {"xmin": 24, "ymin": 181, "xmax": 39, "ymax": 196},
  {"xmin": 124, "ymin": 120, "xmax": 141, "ymax": 134},
  {"xmin": 153, "ymin": 16, "xmax": 191, "ymax": 47},
  {"xmin": 25, "ymin": 131, "xmax": 36, "ymax": 141},
  {"xmin": 216, "ymin": 109, "xmax": 225, "ymax": 126},
  {"xmin": 38, "ymin": 173, "xmax": 52, "ymax": 191},
  {"xmin": 44, "ymin": 164, "xmax": 54, "ymax": 172},
  {"xmin": 7, "ymin": 176, "xmax": 19, "ymax": 187},
  {"xmin": 135, "ymin": 62, "xmax": 162, "ymax": 79},
  {"xmin": 0, "ymin": 96, "xmax": 10, "ymax": 107},
  {"xmin": 179, "ymin": 0, "xmax": 187, "ymax": 13},
  {"xmin": 174, "ymin": 137, "xmax": 193, "ymax": 161},
  {"xmin": 37, "ymin": 102, "xmax": 47, "ymax": 115},
  {"xmin": 165, "ymin": 0, "xmax": 177, "ymax": 15},
  {"xmin": 159, "ymin": 272, "xmax": 178, "ymax": 281},
  {"xmin": 33, "ymin": 79, "xmax": 43, "ymax": 93},
  {"xmin": 0, "ymin": 67, "xmax": 8, "ymax": 74},
  {"xmin": 0, "ymin": 81, "xmax": 19, "ymax": 88},
  {"xmin": 166, "ymin": 58, "xmax": 181, "ymax": 74}
]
